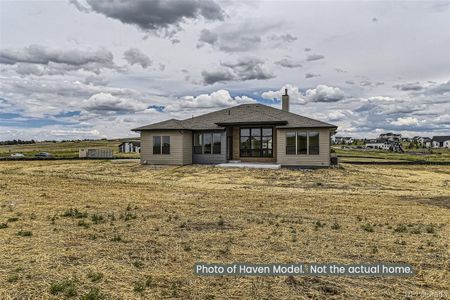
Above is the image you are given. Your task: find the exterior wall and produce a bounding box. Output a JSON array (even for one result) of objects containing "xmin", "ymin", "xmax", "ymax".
[
  {"xmin": 140, "ymin": 130, "xmax": 192, "ymax": 165},
  {"xmin": 192, "ymin": 131, "xmax": 226, "ymax": 164},
  {"xmin": 79, "ymin": 148, "xmax": 113, "ymax": 158},
  {"xmin": 231, "ymin": 126, "xmax": 277, "ymax": 162},
  {"xmin": 276, "ymin": 128, "xmax": 332, "ymax": 166},
  {"xmin": 444, "ymin": 140, "xmax": 450, "ymax": 148}
]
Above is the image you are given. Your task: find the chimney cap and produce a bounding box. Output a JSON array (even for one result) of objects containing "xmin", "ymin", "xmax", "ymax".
[{"xmin": 284, "ymin": 88, "xmax": 288, "ymax": 95}]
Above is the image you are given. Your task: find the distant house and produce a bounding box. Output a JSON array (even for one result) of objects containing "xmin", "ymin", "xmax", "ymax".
[
  {"xmin": 413, "ymin": 136, "xmax": 431, "ymax": 146},
  {"xmin": 132, "ymin": 90, "xmax": 338, "ymax": 167},
  {"xmin": 365, "ymin": 136, "xmax": 403, "ymax": 152},
  {"xmin": 365, "ymin": 139, "xmax": 391, "ymax": 150},
  {"xmin": 334, "ymin": 136, "xmax": 354, "ymax": 144},
  {"xmin": 79, "ymin": 148, "xmax": 113, "ymax": 158},
  {"xmin": 119, "ymin": 141, "xmax": 141, "ymax": 153},
  {"xmin": 379, "ymin": 132, "xmax": 401, "ymax": 142},
  {"xmin": 431, "ymin": 136, "xmax": 450, "ymax": 148}
]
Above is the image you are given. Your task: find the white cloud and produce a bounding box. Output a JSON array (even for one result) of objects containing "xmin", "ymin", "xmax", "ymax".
[
  {"xmin": 305, "ymin": 85, "xmax": 345, "ymax": 102},
  {"xmin": 165, "ymin": 89, "xmax": 256, "ymax": 112},
  {"xmin": 390, "ymin": 117, "xmax": 424, "ymax": 126}
]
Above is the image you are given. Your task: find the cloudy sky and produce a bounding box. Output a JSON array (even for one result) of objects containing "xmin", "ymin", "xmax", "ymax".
[{"xmin": 0, "ymin": 0, "xmax": 449, "ymax": 140}]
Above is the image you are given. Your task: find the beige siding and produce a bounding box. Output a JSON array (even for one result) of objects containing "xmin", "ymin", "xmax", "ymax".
[
  {"xmin": 276, "ymin": 128, "xmax": 332, "ymax": 166},
  {"xmin": 140, "ymin": 130, "xmax": 192, "ymax": 165}
]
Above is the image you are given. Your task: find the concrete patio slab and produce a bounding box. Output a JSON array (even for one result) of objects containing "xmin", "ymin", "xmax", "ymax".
[{"xmin": 216, "ymin": 162, "xmax": 281, "ymax": 169}]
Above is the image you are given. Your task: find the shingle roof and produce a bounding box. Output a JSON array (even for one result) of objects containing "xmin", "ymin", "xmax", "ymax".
[
  {"xmin": 132, "ymin": 104, "xmax": 337, "ymax": 131},
  {"xmin": 432, "ymin": 136, "xmax": 450, "ymax": 142}
]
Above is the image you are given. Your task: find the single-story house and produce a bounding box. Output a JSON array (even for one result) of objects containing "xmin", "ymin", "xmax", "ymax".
[
  {"xmin": 334, "ymin": 136, "xmax": 354, "ymax": 144},
  {"xmin": 79, "ymin": 148, "xmax": 113, "ymax": 158},
  {"xmin": 365, "ymin": 139, "xmax": 391, "ymax": 150},
  {"xmin": 379, "ymin": 132, "xmax": 401, "ymax": 142},
  {"xmin": 119, "ymin": 141, "xmax": 141, "ymax": 153},
  {"xmin": 132, "ymin": 90, "xmax": 337, "ymax": 167},
  {"xmin": 431, "ymin": 136, "xmax": 450, "ymax": 148}
]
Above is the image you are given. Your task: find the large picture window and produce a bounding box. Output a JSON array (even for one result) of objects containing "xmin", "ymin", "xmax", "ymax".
[
  {"xmin": 240, "ymin": 127, "xmax": 273, "ymax": 157},
  {"xmin": 213, "ymin": 133, "xmax": 221, "ymax": 154},
  {"xmin": 309, "ymin": 131, "xmax": 319, "ymax": 155},
  {"xmin": 162, "ymin": 136, "xmax": 170, "ymax": 154},
  {"xmin": 193, "ymin": 133, "xmax": 202, "ymax": 154},
  {"xmin": 193, "ymin": 132, "xmax": 222, "ymax": 155},
  {"xmin": 286, "ymin": 131, "xmax": 320, "ymax": 155},
  {"xmin": 153, "ymin": 136, "xmax": 170, "ymax": 155},
  {"xmin": 286, "ymin": 131, "xmax": 296, "ymax": 155},
  {"xmin": 203, "ymin": 133, "xmax": 212, "ymax": 154},
  {"xmin": 153, "ymin": 136, "xmax": 161, "ymax": 155},
  {"xmin": 297, "ymin": 131, "xmax": 307, "ymax": 154}
]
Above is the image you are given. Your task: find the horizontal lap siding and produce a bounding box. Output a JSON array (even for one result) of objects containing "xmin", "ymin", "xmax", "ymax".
[
  {"xmin": 192, "ymin": 132, "xmax": 226, "ymax": 164},
  {"xmin": 276, "ymin": 128, "xmax": 331, "ymax": 166},
  {"xmin": 140, "ymin": 130, "xmax": 191, "ymax": 165}
]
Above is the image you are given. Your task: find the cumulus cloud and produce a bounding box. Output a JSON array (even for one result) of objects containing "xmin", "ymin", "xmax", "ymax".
[
  {"xmin": 275, "ymin": 58, "xmax": 302, "ymax": 68},
  {"xmin": 268, "ymin": 33, "xmax": 297, "ymax": 43},
  {"xmin": 83, "ymin": 92, "xmax": 148, "ymax": 113},
  {"xmin": 360, "ymin": 80, "xmax": 384, "ymax": 87},
  {"xmin": 393, "ymin": 82, "xmax": 424, "ymax": 91},
  {"xmin": 196, "ymin": 22, "xmax": 285, "ymax": 52},
  {"xmin": 0, "ymin": 45, "xmax": 116, "ymax": 74},
  {"xmin": 123, "ymin": 48, "xmax": 152, "ymax": 68},
  {"xmin": 390, "ymin": 117, "xmax": 424, "ymax": 126},
  {"xmin": 82, "ymin": 0, "xmax": 225, "ymax": 36},
  {"xmin": 305, "ymin": 73, "xmax": 320, "ymax": 79},
  {"xmin": 165, "ymin": 89, "xmax": 256, "ymax": 112},
  {"xmin": 201, "ymin": 69, "xmax": 235, "ymax": 85},
  {"xmin": 306, "ymin": 54, "xmax": 325, "ymax": 61},
  {"xmin": 261, "ymin": 84, "xmax": 305, "ymax": 104},
  {"xmin": 202, "ymin": 57, "xmax": 274, "ymax": 85},
  {"xmin": 305, "ymin": 85, "xmax": 345, "ymax": 102}
]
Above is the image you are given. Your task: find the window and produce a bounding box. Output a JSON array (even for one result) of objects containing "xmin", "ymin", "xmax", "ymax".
[
  {"xmin": 240, "ymin": 127, "xmax": 273, "ymax": 157},
  {"xmin": 153, "ymin": 136, "xmax": 170, "ymax": 155},
  {"xmin": 286, "ymin": 131, "xmax": 296, "ymax": 155},
  {"xmin": 213, "ymin": 133, "xmax": 221, "ymax": 154},
  {"xmin": 162, "ymin": 136, "xmax": 170, "ymax": 154},
  {"xmin": 203, "ymin": 133, "xmax": 212, "ymax": 154},
  {"xmin": 297, "ymin": 131, "xmax": 307, "ymax": 154},
  {"xmin": 309, "ymin": 131, "xmax": 320, "ymax": 155},
  {"xmin": 153, "ymin": 136, "xmax": 161, "ymax": 154},
  {"xmin": 193, "ymin": 133, "xmax": 202, "ymax": 154},
  {"xmin": 262, "ymin": 128, "xmax": 273, "ymax": 157}
]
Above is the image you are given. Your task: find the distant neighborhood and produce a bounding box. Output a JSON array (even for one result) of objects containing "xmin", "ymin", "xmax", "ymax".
[{"xmin": 333, "ymin": 133, "xmax": 450, "ymax": 152}]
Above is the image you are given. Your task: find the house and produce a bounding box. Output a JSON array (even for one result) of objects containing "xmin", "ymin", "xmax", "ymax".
[
  {"xmin": 431, "ymin": 136, "xmax": 450, "ymax": 148},
  {"xmin": 119, "ymin": 141, "xmax": 141, "ymax": 153},
  {"xmin": 413, "ymin": 136, "xmax": 431, "ymax": 146},
  {"xmin": 79, "ymin": 148, "xmax": 113, "ymax": 158},
  {"xmin": 132, "ymin": 90, "xmax": 337, "ymax": 167},
  {"xmin": 334, "ymin": 136, "xmax": 354, "ymax": 144},
  {"xmin": 365, "ymin": 139, "xmax": 391, "ymax": 150},
  {"xmin": 365, "ymin": 138, "xmax": 403, "ymax": 152},
  {"xmin": 379, "ymin": 132, "xmax": 401, "ymax": 142}
]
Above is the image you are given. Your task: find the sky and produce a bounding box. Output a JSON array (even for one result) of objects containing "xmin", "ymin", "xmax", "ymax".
[{"xmin": 0, "ymin": 0, "xmax": 449, "ymax": 141}]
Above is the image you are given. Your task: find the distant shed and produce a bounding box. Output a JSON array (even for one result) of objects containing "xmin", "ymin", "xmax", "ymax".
[{"xmin": 79, "ymin": 148, "xmax": 113, "ymax": 158}]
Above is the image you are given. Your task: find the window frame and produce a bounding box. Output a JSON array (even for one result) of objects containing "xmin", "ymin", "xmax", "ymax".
[
  {"xmin": 240, "ymin": 127, "xmax": 273, "ymax": 157},
  {"xmin": 153, "ymin": 135, "xmax": 170, "ymax": 155},
  {"xmin": 193, "ymin": 132, "xmax": 222, "ymax": 155},
  {"xmin": 153, "ymin": 136, "xmax": 161, "ymax": 155},
  {"xmin": 285, "ymin": 130, "xmax": 320, "ymax": 156}
]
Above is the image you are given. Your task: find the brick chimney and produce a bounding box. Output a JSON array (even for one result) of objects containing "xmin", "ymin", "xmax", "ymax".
[{"xmin": 282, "ymin": 88, "xmax": 289, "ymax": 112}]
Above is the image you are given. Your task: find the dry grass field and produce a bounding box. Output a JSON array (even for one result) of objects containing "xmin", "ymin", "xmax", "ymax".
[{"xmin": 0, "ymin": 160, "xmax": 449, "ymax": 299}]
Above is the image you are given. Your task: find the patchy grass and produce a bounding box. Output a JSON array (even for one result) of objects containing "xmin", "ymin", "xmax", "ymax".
[{"xmin": 0, "ymin": 160, "xmax": 449, "ymax": 298}]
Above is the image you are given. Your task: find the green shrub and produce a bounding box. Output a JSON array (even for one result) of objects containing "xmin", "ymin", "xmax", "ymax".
[
  {"xmin": 16, "ymin": 230, "xmax": 32, "ymax": 237},
  {"xmin": 50, "ymin": 280, "xmax": 77, "ymax": 297}
]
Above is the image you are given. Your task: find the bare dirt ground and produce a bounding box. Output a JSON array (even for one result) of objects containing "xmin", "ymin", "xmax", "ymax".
[{"xmin": 0, "ymin": 160, "xmax": 449, "ymax": 299}]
